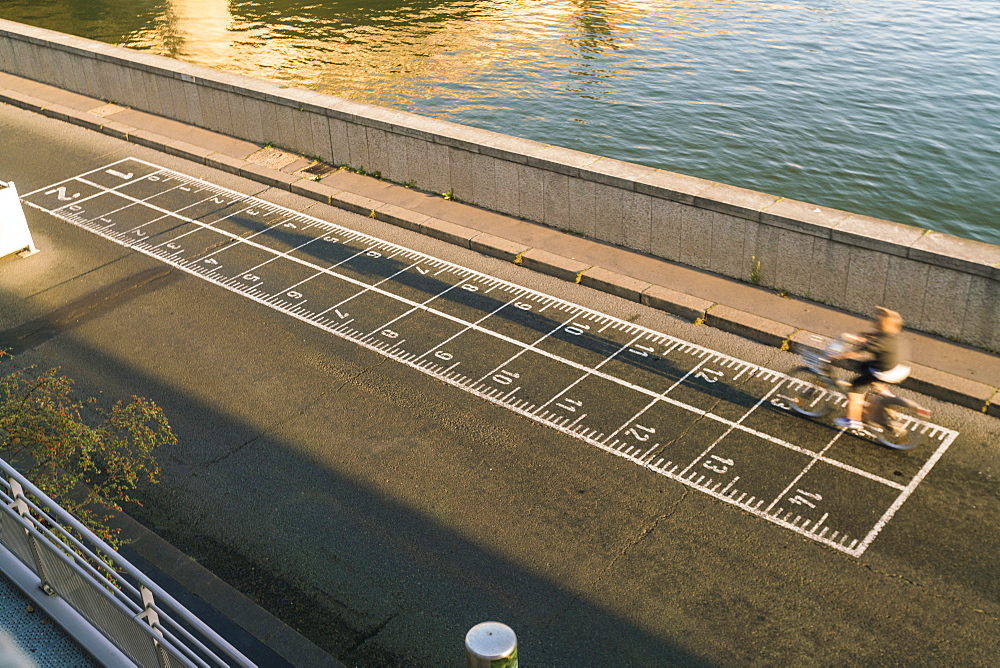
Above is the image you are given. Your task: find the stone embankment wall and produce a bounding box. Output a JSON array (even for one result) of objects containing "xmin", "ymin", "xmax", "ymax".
[{"xmin": 2, "ymin": 19, "xmax": 998, "ymax": 352}]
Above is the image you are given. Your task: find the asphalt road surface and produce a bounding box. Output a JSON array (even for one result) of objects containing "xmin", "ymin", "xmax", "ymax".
[{"xmin": 1, "ymin": 104, "xmax": 997, "ymax": 666}]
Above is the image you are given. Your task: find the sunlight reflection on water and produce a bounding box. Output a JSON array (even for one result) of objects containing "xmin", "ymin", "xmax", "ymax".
[{"xmin": 4, "ymin": 0, "xmax": 998, "ymax": 243}]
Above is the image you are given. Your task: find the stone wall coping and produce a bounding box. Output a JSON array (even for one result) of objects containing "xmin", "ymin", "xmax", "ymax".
[
  {"xmin": 633, "ymin": 169, "xmax": 716, "ymax": 206},
  {"xmin": 831, "ymin": 214, "xmax": 928, "ymax": 257},
  {"xmin": 760, "ymin": 198, "xmax": 851, "ymax": 238},
  {"xmin": 478, "ymin": 133, "xmax": 550, "ymax": 164},
  {"xmin": 694, "ymin": 183, "xmax": 782, "ymax": 223},
  {"xmin": 909, "ymin": 231, "xmax": 1000, "ymax": 279},
  {"xmin": 579, "ymin": 157, "xmax": 664, "ymax": 192},
  {"xmin": 526, "ymin": 145, "xmax": 604, "ymax": 176}
]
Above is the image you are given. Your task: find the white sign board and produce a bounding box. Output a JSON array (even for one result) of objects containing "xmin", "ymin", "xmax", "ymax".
[{"xmin": 0, "ymin": 181, "xmax": 38, "ymax": 258}]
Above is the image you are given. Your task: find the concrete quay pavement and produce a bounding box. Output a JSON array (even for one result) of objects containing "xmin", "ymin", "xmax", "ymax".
[
  {"xmin": 0, "ymin": 70, "xmax": 997, "ymax": 417},
  {"xmin": 1, "ymin": 72, "xmax": 998, "ymax": 667}
]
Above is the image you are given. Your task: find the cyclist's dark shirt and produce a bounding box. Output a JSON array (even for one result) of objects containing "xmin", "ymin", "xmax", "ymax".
[{"xmin": 863, "ymin": 331, "xmax": 901, "ymax": 371}]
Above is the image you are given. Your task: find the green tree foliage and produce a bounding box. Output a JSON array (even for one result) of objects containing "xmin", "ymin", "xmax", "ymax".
[{"xmin": 0, "ymin": 352, "xmax": 176, "ymax": 547}]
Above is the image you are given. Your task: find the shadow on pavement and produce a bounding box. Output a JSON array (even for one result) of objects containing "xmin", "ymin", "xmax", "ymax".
[{"xmin": 15, "ymin": 333, "xmax": 712, "ymax": 667}]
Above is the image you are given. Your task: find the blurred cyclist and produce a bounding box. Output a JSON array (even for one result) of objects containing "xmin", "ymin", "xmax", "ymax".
[{"xmin": 833, "ymin": 307, "xmax": 910, "ymax": 431}]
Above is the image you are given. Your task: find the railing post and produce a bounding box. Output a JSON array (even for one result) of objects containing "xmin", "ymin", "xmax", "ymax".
[
  {"xmin": 139, "ymin": 585, "xmax": 172, "ymax": 668},
  {"xmin": 466, "ymin": 621, "xmax": 517, "ymax": 668},
  {"xmin": 7, "ymin": 478, "xmax": 56, "ymax": 595}
]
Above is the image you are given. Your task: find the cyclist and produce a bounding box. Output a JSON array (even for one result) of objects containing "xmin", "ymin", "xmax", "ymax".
[{"xmin": 832, "ymin": 307, "xmax": 910, "ymax": 431}]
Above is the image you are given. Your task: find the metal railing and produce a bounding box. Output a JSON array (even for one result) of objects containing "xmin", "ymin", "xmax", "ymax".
[{"xmin": 0, "ymin": 456, "xmax": 255, "ymax": 667}]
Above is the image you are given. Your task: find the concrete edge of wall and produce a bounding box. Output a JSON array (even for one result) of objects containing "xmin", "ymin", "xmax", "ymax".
[{"xmin": 2, "ymin": 18, "xmax": 998, "ymax": 349}]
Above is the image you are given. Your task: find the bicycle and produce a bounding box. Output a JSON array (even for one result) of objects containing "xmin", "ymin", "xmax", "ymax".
[{"xmin": 783, "ymin": 336, "xmax": 931, "ymax": 450}]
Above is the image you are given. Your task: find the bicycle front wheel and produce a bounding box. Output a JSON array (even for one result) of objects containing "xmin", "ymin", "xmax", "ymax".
[
  {"xmin": 784, "ymin": 367, "xmax": 837, "ymax": 418},
  {"xmin": 875, "ymin": 405, "xmax": 928, "ymax": 450}
]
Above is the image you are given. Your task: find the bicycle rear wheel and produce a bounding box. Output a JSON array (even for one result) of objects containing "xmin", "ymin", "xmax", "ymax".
[
  {"xmin": 875, "ymin": 405, "xmax": 928, "ymax": 450},
  {"xmin": 784, "ymin": 367, "xmax": 837, "ymax": 418}
]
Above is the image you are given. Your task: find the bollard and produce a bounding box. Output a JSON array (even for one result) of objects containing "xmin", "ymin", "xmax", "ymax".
[{"xmin": 466, "ymin": 621, "xmax": 517, "ymax": 668}]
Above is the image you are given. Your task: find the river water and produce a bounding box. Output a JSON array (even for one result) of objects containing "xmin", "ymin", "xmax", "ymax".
[{"xmin": 2, "ymin": 0, "xmax": 997, "ymax": 243}]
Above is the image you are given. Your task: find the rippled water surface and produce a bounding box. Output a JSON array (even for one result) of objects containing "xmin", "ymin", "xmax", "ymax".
[{"xmin": 2, "ymin": 0, "xmax": 998, "ymax": 242}]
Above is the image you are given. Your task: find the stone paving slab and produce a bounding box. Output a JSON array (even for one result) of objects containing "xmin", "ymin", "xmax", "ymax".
[
  {"xmin": 519, "ymin": 247, "xmax": 590, "ymax": 282},
  {"xmin": 2, "ymin": 71, "xmax": 997, "ymax": 419},
  {"xmin": 640, "ymin": 284, "xmax": 713, "ymax": 322},
  {"xmin": 418, "ymin": 216, "xmax": 478, "ymax": 247},
  {"xmin": 705, "ymin": 304, "xmax": 797, "ymax": 349},
  {"xmin": 905, "ymin": 363, "xmax": 998, "ymax": 414},
  {"xmin": 470, "ymin": 233, "xmax": 530, "ymax": 262},
  {"xmin": 374, "ymin": 202, "xmax": 431, "ymax": 232},
  {"xmin": 579, "ymin": 265, "xmax": 650, "ymax": 303}
]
